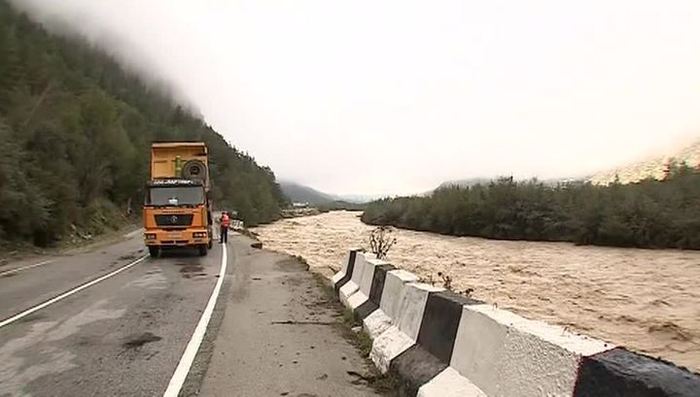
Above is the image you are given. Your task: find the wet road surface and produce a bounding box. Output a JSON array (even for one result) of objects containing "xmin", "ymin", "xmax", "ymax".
[{"xmin": 0, "ymin": 232, "xmax": 380, "ymax": 396}]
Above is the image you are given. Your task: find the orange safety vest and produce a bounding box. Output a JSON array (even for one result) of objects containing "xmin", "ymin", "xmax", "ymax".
[{"xmin": 221, "ymin": 214, "xmax": 231, "ymax": 228}]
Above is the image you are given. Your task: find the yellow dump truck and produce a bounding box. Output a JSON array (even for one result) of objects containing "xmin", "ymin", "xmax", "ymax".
[{"xmin": 143, "ymin": 142, "xmax": 213, "ymax": 257}]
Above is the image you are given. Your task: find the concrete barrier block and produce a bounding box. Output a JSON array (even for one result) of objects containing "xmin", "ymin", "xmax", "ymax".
[
  {"xmin": 415, "ymin": 291, "xmax": 479, "ymax": 364},
  {"xmin": 370, "ymin": 325, "xmax": 415, "ymax": 373},
  {"xmin": 331, "ymin": 250, "xmax": 356, "ymax": 289},
  {"xmin": 368, "ymin": 263, "xmax": 395, "ymax": 305},
  {"xmin": 347, "ymin": 288, "xmax": 369, "ymax": 311},
  {"xmin": 396, "ymin": 283, "xmax": 444, "ymax": 341},
  {"xmin": 389, "ymin": 345, "xmax": 448, "ymax": 396},
  {"xmin": 330, "ymin": 271, "xmax": 344, "ymax": 287},
  {"xmin": 359, "ymin": 257, "xmax": 388, "ymax": 296},
  {"xmin": 350, "ymin": 252, "xmax": 370, "ymax": 286},
  {"xmin": 332, "ymin": 250, "xmax": 700, "ymax": 397},
  {"xmin": 345, "ymin": 255, "xmax": 386, "ymax": 314},
  {"xmin": 574, "ymin": 347, "xmax": 700, "ymax": 397},
  {"xmin": 451, "ymin": 304, "xmax": 612, "ymax": 397},
  {"xmin": 338, "ymin": 282, "xmax": 358, "ymax": 307},
  {"xmin": 417, "ymin": 367, "xmax": 486, "ymax": 397},
  {"xmin": 361, "ymin": 267, "xmax": 410, "ymax": 338},
  {"xmin": 380, "ymin": 270, "xmax": 419, "ymax": 321},
  {"xmin": 339, "ymin": 253, "xmax": 367, "ymax": 306},
  {"xmin": 363, "ymin": 309, "xmax": 393, "ymax": 339},
  {"xmin": 369, "ymin": 283, "xmax": 444, "ymax": 375},
  {"xmin": 341, "ymin": 250, "xmax": 356, "ymax": 274},
  {"xmin": 448, "ymin": 304, "xmax": 507, "ymax": 395},
  {"xmin": 356, "ymin": 263, "xmax": 396, "ymax": 319}
]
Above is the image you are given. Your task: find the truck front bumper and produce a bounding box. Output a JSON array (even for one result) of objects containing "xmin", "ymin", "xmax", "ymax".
[{"xmin": 144, "ymin": 229, "xmax": 210, "ymax": 247}]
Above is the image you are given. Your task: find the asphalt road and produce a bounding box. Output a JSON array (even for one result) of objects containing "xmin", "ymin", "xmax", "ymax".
[{"xmin": 0, "ymin": 231, "xmax": 381, "ymax": 396}]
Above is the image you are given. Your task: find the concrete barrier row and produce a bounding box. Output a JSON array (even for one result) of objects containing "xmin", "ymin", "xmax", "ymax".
[{"xmin": 331, "ymin": 250, "xmax": 700, "ymax": 397}]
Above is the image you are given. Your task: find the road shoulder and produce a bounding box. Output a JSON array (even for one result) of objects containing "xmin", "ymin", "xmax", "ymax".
[{"xmin": 194, "ymin": 235, "xmax": 385, "ymax": 396}]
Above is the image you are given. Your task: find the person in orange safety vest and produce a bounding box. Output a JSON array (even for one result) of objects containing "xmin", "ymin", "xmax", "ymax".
[{"xmin": 219, "ymin": 211, "xmax": 231, "ymax": 243}]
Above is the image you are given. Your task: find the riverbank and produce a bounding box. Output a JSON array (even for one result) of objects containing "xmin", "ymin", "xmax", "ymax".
[
  {"xmin": 362, "ymin": 170, "xmax": 700, "ymax": 250},
  {"xmin": 251, "ymin": 211, "xmax": 700, "ymax": 373}
]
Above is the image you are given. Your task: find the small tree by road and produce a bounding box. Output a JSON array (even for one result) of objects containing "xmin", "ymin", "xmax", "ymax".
[{"xmin": 369, "ymin": 226, "xmax": 396, "ymax": 259}]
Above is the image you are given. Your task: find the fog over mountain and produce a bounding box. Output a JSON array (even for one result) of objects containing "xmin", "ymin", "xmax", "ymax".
[
  {"xmin": 279, "ymin": 181, "xmax": 383, "ymax": 204},
  {"xmin": 10, "ymin": 0, "xmax": 700, "ymax": 195},
  {"xmin": 590, "ymin": 138, "xmax": 700, "ymax": 185}
]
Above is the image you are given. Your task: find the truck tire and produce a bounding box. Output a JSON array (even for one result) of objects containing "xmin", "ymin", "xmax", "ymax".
[
  {"xmin": 148, "ymin": 246, "xmax": 161, "ymax": 258},
  {"xmin": 198, "ymin": 245, "xmax": 208, "ymax": 256},
  {"xmin": 182, "ymin": 160, "xmax": 207, "ymax": 182}
]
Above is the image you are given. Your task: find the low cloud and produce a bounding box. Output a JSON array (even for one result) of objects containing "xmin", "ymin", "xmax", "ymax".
[{"xmin": 10, "ymin": 0, "xmax": 700, "ymax": 195}]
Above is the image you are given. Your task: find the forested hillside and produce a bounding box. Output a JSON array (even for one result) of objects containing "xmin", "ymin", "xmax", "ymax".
[
  {"xmin": 363, "ymin": 164, "xmax": 700, "ymax": 249},
  {"xmin": 0, "ymin": 1, "xmax": 286, "ymax": 246}
]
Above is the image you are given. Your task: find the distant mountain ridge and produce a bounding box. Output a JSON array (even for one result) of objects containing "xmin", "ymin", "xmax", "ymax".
[
  {"xmin": 435, "ymin": 139, "xmax": 700, "ymax": 190},
  {"xmin": 589, "ymin": 139, "xmax": 700, "ymax": 185},
  {"xmin": 279, "ymin": 182, "xmax": 334, "ymax": 204},
  {"xmin": 284, "ymin": 139, "xmax": 700, "ymax": 205},
  {"xmin": 279, "ymin": 181, "xmax": 382, "ymax": 205}
]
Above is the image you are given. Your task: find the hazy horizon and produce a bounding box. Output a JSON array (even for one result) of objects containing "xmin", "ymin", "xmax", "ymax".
[{"xmin": 11, "ymin": 0, "xmax": 700, "ymax": 195}]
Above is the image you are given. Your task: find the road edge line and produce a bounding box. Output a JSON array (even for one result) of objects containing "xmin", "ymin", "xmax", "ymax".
[
  {"xmin": 124, "ymin": 228, "xmax": 145, "ymax": 239},
  {"xmin": 0, "ymin": 255, "xmax": 148, "ymax": 329},
  {"xmin": 0, "ymin": 259, "xmax": 54, "ymax": 277},
  {"xmin": 163, "ymin": 243, "xmax": 227, "ymax": 397}
]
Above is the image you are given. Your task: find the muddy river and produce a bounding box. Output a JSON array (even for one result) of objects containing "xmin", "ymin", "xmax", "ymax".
[{"xmin": 251, "ymin": 211, "xmax": 700, "ymax": 372}]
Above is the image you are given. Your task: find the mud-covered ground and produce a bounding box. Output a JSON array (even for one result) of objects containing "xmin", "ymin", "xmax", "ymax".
[{"xmin": 252, "ymin": 211, "xmax": 700, "ymax": 372}]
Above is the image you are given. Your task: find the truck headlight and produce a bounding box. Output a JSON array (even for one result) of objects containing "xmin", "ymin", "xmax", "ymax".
[
  {"xmin": 145, "ymin": 233, "xmax": 156, "ymax": 240},
  {"xmin": 193, "ymin": 232, "xmax": 207, "ymax": 238}
]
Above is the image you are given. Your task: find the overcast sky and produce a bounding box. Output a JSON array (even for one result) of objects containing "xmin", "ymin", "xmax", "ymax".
[{"xmin": 12, "ymin": 0, "xmax": 700, "ymax": 195}]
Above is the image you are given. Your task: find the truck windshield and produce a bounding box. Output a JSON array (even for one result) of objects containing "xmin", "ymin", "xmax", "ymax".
[{"xmin": 147, "ymin": 186, "xmax": 204, "ymax": 206}]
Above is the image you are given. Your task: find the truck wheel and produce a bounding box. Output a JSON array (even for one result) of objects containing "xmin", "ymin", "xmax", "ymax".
[
  {"xmin": 148, "ymin": 246, "xmax": 161, "ymax": 258},
  {"xmin": 198, "ymin": 245, "xmax": 208, "ymax": 256}
]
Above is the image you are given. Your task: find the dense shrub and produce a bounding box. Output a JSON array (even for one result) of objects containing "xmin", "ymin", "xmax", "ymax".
[{"xmin": 362, "ymin": 167, "xmax": 700, "ymax": 250}]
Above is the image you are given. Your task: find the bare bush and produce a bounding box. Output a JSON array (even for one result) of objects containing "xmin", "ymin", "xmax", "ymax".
[
  {"xmin": 368, "ymin": 226, "xmax": 397, "ymax": 260},
  {"xmin": 437, "ymin": 271, "xmax": 453, "ymax": 290},
  {"xmin": 419, "ymin": 274, "xmax": 435, "ymax": 285}
]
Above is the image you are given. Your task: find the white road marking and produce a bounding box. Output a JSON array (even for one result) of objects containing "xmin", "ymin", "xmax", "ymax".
[
  {"xmin": 124, "ymin": 228, "xmax": 145, "ymax": 239},
  {"xmin": 0, "ymin": 260, "xmax": 53, "ymax": 277},
  {"xmin": 163, "ymin": 243, "xmax": 227, "ymax": 397},
  {"xmin": 0, "ymin": 255, "xmax": 148, "ymax": 329}
]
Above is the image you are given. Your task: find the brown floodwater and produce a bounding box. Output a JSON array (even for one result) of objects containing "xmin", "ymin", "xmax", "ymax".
[{"xmin": 251, "ymin": 211, "xmax": 700, "ymax": 372}]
